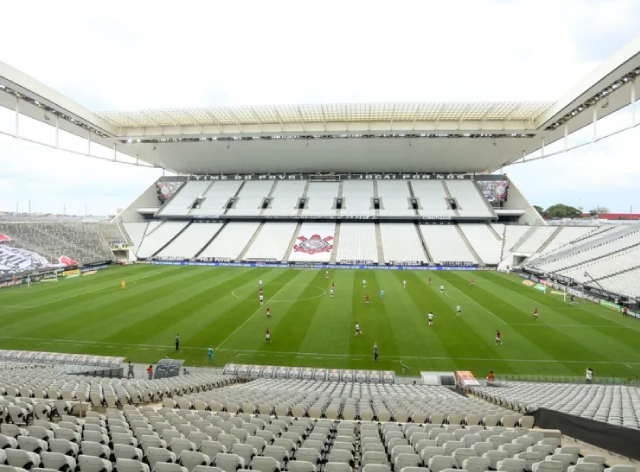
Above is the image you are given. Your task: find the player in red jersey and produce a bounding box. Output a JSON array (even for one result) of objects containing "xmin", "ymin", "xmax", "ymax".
[
  {"xmin": 331, "ymin": 282, "xmax": 335, "ymax": 290},
  {"xmin": 365, "ymin": 295, "xmax": 370, "ymax": 306},
  {"xmin": 495, "ymin": 330, "xmax": 502, "ymax": 345},
  {"xmin": 265, "ymin": 328, "xmax": 271, "ymax": 343},
  {"xmin": 533, "ymin": 308, "xmax": 538, "ymax": 320},
  {"xmin": 428, "ymin": 277, "xmax": 432, "ymax": 285},
  {"xmin": 266, "ymin": 307, "xmax": 271, "ymax": 318}
]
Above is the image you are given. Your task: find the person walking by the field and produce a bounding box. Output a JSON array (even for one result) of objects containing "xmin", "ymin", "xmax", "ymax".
[
  {"xmin": 146, "ymin": 365, "xmax": 154, "ymax": 380},
  {"xmin": 428, "ymin": 312, "xmax": 434, "ymax": 326},
  {"xmin": 175, "ymin": 334, "xmax": 180, "ymax": 352},
  {"xmin": 355, "ymin": 322, "xmax": 362, "ymax": 336},
  {"xmin": 127, "ymin": 361, "xmax": 134, "ymax": 379},
  {"xmin": 456, "ymin": 305, "xmax": 461, "ymax": 317},
  {"xmin": 533, "ymin": 308, "xmax": 538, "ymax": 320},
  {"xmin": 486, "ymin": 371, "xmax": 495, "ymax": 386},
  {"xmin": 495, "ymin": 330, "xmax": 502, "ymax": 345},
  {"xmin": 266, "ymin": 307, "xmax": 271, "ymax": 318},
  {"xmin": 207, "ymin": 345, "xmax": 214, "ymax": 363},
  {"xmin": 586, "ymin": 367, "xmax": 594, "ymax": 384},
  {"xmin": 265, "ymin": 328, "xmax": 271, "ymax": 343},
  {"xmin": 373, "ymin": 342, "xmax": 379, "ymax": 361}
]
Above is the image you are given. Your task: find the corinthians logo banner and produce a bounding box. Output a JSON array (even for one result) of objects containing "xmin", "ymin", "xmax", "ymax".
[{"xmin": 294, "ymin": 234, "xmax": 334, "ymax": 254}]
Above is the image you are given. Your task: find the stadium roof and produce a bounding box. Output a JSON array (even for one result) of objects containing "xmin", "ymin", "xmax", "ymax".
[
  {"xmin": 1, "ymin": 33, "xmax": 640, "ymax": 174},
  {"xmin": 96, "ymin": 102, "xmax": 553, "ymax": 129}
]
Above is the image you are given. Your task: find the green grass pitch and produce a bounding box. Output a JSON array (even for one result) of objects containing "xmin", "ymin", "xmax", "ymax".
[{"xmin": 1, "ymin": 264, "xmax": 639, "ymax": 379}]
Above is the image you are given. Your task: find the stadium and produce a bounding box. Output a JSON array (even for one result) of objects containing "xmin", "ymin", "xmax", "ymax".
[{"xmin": 1, "ymin": 15, "xmax": 640, "ymax": 472}]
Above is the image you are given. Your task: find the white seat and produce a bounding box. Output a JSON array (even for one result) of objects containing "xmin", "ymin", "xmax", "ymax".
[
  {"xmin": 463, "ymin": 456, "xmax": 491, "ymax": 472},
  {"xmin": 533, "ymin": 461, "xmax": 565, "ymax": 472},
  {"xmin": 40, "ymin": 452, "xmax": 76, "ymax": 472},
  {"xmin": 323, "ymin": 463, "xmax": 351, "ymax": 472},
  {"xmin": 169, "ymin": 439, "xmax": 196, "ymax": 457},
  {"xmin": 200, "ymin": 442, "xmax": 227, "ymax": 459},
  {"xmin": 287, "ymin": 461, "xmax": 316, "ymax": 472},
  {"xmin": 485, "ymin": 450, "xmax": 509, "ymax": 469},
  {"xmin": 263, "ymin": 446, "xmax": 289, "ymax": 464},
  {"xmin": 515, "ymin": 452, "xmax": 541, "ymax": 471},
  {"xmin": 154, "ymin": 464, "xmax": 188, "ymax": 472},
  {"xmin": 498, "ymin": 458, "xmax": 527, "ymax": 472},
  {"xmin": 146, "ymin": 447, "xmax": 177, "ymax": 469},
  {"xmin": 230, "ymin": 444, "xmax": 256, "ymax": 465},
  {"xmin": 193, "ymin": 467, "xmax": 223, "ymax": 472},
  {"xmin": 5, "ymin": 450, "xmax": 41, "ymax": 470},
  {"xmin": 179, "ymin": 452, "xmax": 211, "ymax": 472},
  {"xmin": 394, "ymin": 453, "xmax": 421, "ymax": 471},
  {"xmin": 569, "ymin": 465, "xmax": 602, "ymax": 472},
  {"xmin": 114, "ymin": 458, "xmax": 149, "ymax": 472},
  {"xmin": 214, "ymin": 453, "xmax": 244, "ymax": 472},
  {"xmin": 428, "ymin": 456, "xmax": 457, "ymax": 472},
  {"xmin": 453, "ymin": 448, "xmax": 477, "ymax": 468},
  {"xmin": 48, "ymin": 439, "xmax": 79, "ymax": 458},
  {"xmin": 80, "ymin": 441, "xmax": 110, "ymax": 459},
  {"xmin": 17, "ymin": 436, "xmax": 48, "ymax": 454},
  {"xmin": 294, "ymin": 449, "xmax": 320, "ymax": 465},
  {"xmin": 77, "ymin": 455, "xmax": 112, "ymax": 472},
  {"xmin": 114, "ymin": 445, "xmax": 143, "ymax": 461},
  {"xmin": 549, "ymin": 454, "xmax": 576, "ymax": 472},
  {"xmin": 250, "ymin": 456, "xmax": 280, "ymax": 472},
  {"xmin": 361, "ymin": 466, "xmax": 391, "ymax": 472},
  {"xmin": 0, "ymin": 467, "xmax": 29, "ymax": 472}
]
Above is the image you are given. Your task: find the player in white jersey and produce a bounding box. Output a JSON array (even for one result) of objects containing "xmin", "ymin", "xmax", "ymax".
[
  {"xmin": 456, "ymin": 305, "xmax": 461, "ymax": 316},
  {"xmin": 330, "ymin": 287, "xmax": 334, "ymax": 298},
  {"xmin": 428, "ymin": 312, "xmax": 435, "ymax": 326},
  {"xmin": 362, "ymin": 279, "xmax": 366, "ymax": 288},
  {"xmin": 259, "ymin": 294, "xmax": 264, "ymax": 306},
  {"xmin": 325, "ymin": 270, "xmax": 329, "ymax": 279},
  {"xmin": 266, "ymin": 307, "xmax": 271, "ymax": 318},
  {"xmin": 259, "ymin": 280, "xmax": 263, "ymax": 287},
  {"xmin": 403, "ymin": 280, "xmax": 406, "ymax": 288},
  {"xmin": 440, "ymin": 285, "xmax": 444, "ymax": 294},
  {"xmin": 355, "ymin": 322, "xmax": 362, "ymax": 336}
]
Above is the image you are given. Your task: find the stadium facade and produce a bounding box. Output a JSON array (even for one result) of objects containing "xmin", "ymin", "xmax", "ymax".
[{"xmin": 1, "ymin": 35, "xmax": 640, "ymax": 305}]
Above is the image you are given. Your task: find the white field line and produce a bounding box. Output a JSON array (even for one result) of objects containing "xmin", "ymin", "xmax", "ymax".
[
  {"xmin": 216, "ymin": 275, "xmax": 301, "ymax": 349},
  {"xmin": 1, "ymin": 335, "xmax": 639, "ymax": 365}
]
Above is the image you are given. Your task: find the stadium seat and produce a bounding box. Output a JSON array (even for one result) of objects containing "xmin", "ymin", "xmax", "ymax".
[{"xmin": 39, "ymin": 452, "xmax": 76, "ymax": 472}]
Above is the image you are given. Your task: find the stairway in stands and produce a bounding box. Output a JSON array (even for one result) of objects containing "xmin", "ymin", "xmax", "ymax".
[
  {"xmin": 236, "ymin": 222, "xmax": 265, "ymax": 261},
  {"xmin": 330, "ymin": 222, "xmax": 341, "ymax": 264}
]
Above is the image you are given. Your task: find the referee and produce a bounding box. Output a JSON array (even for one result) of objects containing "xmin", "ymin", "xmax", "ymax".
[{"xmin": 373, "ymin": 342, "xmax": 379, "ymax": 361}]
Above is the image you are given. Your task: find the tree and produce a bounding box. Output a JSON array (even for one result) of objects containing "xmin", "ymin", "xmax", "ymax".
[
  {"xmin": 533, "ymin": 205, "xmax": 545, "ymax": 217},
  {"xmin": 589, "ymin": 206, "xmax": 610, "ymax": 217},
  {"xmin": 544, "ymin": 204, "xmax": 582, "ymax": 219}
]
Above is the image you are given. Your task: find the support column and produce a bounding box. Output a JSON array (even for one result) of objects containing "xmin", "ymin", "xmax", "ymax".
[
  {"xmin": 563, "ymin": 123, "xmax": 568, "ymax": 151},
  {"xmin": 540, "ymin": 137, "xmax": 545, "ymax": 158},
  {"xmin": 632, "ymin": 78, "xmax": 637, "ymax": 127},
  {"xmin": 55, "ymin": 115, "xmax": 59, "ymax": 148},
  {"xmin": 592, "ymin": 107, "xmax": 598, "ymax": 141},
  {"xmin": 14, "ymin": 95, "xmax": 19, "ymax": 137}
]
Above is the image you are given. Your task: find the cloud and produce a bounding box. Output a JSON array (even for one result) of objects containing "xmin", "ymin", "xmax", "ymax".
[{"xmin": 0, "ymin": 0, "xmax": 639, "ymax": 213}]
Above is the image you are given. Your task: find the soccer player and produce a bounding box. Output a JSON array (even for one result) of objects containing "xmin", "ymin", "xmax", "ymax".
[
  {"xmin": 121, "ymin": 280, "xmax": 126, "ymax": 290},
  {"xmin": 429, "ymin": 277, "xmax": 432, "ymax": 285},
  {"xmin": 207, "ymin": 346, "xmax": 214, "ymax": 363},
  {"xmin": 533, "ymin": 308, "xmax": 538, "ymax": 320},
  {"xmin": 403, "ymin": 280, "xmax": 406, "ymax": 288},
  {"xmin": 365, "ymin": 295, "xmax": 370, "ymax": 306},
  {"xmin": 259, "ymin": 293, "xmax": 264, "ymax": 306},
  {"xmin": 373, "ymin": 342, "xmax": 379, "ymax": 361},
  {"xmin": 440, "ymin": 284, "xmax": 444, "ymax": 294},
  {"xmin": 362, "ymin": 279, "xmax": 366, "ymax": 288},
  {"xmin": 355, "ymin": 322, "xmax": 362, "ymax": 336},
  {"xmin": 428, "ymin": 312, "xmax": 434, "ymax": 326},
  {"xmin": 456, "ymin": 305, "xmax": 461, "ymax": 316},
  {"xmin": 470, "ymin": 278, "xmax": 474, "ymax": 287},
  {"xmin": 325, "ymin": 270, "xmax": 329, "ymax": 279},
  {"xmin": 330, "ymin": 287, "xmax": 334, "ymax": 298},
  {"xmin": 259, "ymin": 280, "xmax": 263, "ymax": 288},
  {"xmin": 586, "ymin": 367, "xmax": 594, "ymax": 384},
  {"xmin": 331, "ymin": 281, "xmax": 335, "ymax": 290},
  {"xmin": 265, "ymin": 328, "xmax": 271, "ymax": 343},
  {"xmin": 266, "ymin": 307, "xmax": 271, "ymax": 318},
  {"xmin": 380, "ymin": 289, "xmax": 385, "ymax": 299},
  {"xmin": 175, "ymin": 334, "xmax": 180, "ymax": 352},
  {"xmin": 495, "ymin": 330, "xmax": 502, "ymax": 345},
  {"xmin": 622, "ymin": 306, "xmax": 629, "ymax": 317},
  {"xmin": 259, "ymin": 287, "xmax": 263, "ymax": 295}
]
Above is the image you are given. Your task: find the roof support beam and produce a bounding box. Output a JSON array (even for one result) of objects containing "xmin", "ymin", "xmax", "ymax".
[
  {"xmin": 411, "ymin": 104, "xmax": 423, "ymax": 131},
  {"xmin": 631, "ymin": 78, "xmax": 636, "ymax": 127}
]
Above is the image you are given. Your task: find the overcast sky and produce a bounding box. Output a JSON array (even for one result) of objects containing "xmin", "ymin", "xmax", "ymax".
[{"xmin": 1, "ymin": 0, "xmax": 640, "ymax": 215}]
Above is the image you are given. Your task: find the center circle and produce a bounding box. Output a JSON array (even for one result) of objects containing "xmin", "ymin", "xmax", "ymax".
[{"xmin": 231, "ymin": 283, "xmax": 326, "ymax": 302}]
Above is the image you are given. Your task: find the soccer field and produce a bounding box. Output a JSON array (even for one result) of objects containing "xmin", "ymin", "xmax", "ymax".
[{"xmin": 1, "ymin": 264, "xmax": 639, "ymax": 379}]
